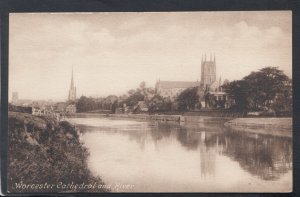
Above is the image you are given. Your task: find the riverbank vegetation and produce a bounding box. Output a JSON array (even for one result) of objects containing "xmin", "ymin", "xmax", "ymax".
[
  {"xmin": 223, "ymin": 67, "xmax": 292, "ymax": 115},
  {"xmin": 75, "ymin": 67, "xmax": 292, "ymax": 117},
  {"xmin": 8, "ymin": 112, "xmax": 109, "ymax": 193}
]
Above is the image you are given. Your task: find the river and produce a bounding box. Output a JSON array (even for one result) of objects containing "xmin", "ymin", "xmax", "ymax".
[{"xmin": 67, "ymin": 116, "xmax": 292, "ymax": 192}]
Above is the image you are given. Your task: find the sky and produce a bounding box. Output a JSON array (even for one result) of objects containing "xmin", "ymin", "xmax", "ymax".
[{"xmin": 9, "ymin": 11, "xmax": 292, "ymax": 101}]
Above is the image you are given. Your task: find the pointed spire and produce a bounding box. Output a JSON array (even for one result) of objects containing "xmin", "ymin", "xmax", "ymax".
[
  {"xmin": 201, "ymin": 54, "xmax": 203, "ymax": 63},
  {"xmin": 205, "ymin": 53, "xmax": 206, "ymax": 61},
  {"xmin": 214, "ymin": 53, "xmax": 216, "ymax": 63},
  {"xmin": 210, "ymin": 53, "xmax": 212, "ymax": 61},
  {"xmin": 219, "ymin": 76, "xmax": 222, "ymax": 91},
  {"xmin": 71, "ymin": 65, "xmax": 74, "ymax": 88},
  {"xmin": 68, "ymin": 65, "xmax": 76, "ymax": 102}
]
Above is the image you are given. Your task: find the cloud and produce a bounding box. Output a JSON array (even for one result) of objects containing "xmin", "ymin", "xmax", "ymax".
[{"xmin": 9, "ymin": 12, "xmax": 292, "ymax": 100}]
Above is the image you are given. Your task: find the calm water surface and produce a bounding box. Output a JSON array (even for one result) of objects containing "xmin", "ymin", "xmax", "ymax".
[{"xmin": 67, "ymin": 117, "xmax": 292, "ymax": 192}]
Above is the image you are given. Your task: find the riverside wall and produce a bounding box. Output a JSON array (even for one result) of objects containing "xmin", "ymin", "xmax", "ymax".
[
  {"xmin": 72, "ymin": 112, "xmax": 234, "ymax": 123},
  {"xmin": 224, "ymin": 117, "xmax": 292, "ymax": 137},
  {"xmin": 71, "ymin": 112, "xmax": 292, "ymax": 137}
]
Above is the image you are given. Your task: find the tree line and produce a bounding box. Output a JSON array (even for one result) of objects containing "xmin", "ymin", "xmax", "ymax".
[
  {"xmin": 76, "ymin": 81, "xmax": 174, "ymax": 113},
  {"xmin": 76, "ymin": 67, "xmax": 292, "ymax": 115},
  {"xmin": 223, "ymin": 67, "xmax": 292, "ymax": 114}
]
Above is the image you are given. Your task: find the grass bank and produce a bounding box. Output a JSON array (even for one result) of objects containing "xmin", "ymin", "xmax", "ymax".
[
  {"xmin": 224, "ymin": 117, "xmax": 292, "ymax": 137},
  {"xmin": 8, "ymin": 112, "xmax": 109, "ymax": 193},
  {"xmin": 73, "ymin": 113, "xmax": 233, "ymax": 124}
]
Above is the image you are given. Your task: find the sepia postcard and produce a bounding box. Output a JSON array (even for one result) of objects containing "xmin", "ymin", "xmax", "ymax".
[{"xmin": 6, "ymin": 11, "xmax": 292, "ymax": 193}]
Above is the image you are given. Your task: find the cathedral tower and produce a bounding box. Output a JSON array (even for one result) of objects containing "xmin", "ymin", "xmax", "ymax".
[
  {"xmin": 201, "ymin": 53, "xmax": 216, "ymax": 87},
  {"xmin": 68, "ymin": 67, "xmax": 76, "ymax": 102}
]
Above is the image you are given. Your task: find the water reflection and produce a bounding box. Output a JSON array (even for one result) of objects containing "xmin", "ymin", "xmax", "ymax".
[
  {"xmin": 199, "ymin": 133, "xmax": 217, "ymax": 178},
  {"xmin": 68, "ymin": 117, "xmax": 292, "ymax": 192},
  {"xmin": 222, "ymin": 130, "xmax": 292, "ymax": 181},
  {"xmin": 152, "ymin": 121, "xmax": 292, "ymax": 181}
]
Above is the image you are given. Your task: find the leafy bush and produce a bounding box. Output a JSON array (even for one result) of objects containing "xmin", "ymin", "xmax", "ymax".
[{"xmin": 8, "ymin": 112, "xmax": 109, "ymax": 193}]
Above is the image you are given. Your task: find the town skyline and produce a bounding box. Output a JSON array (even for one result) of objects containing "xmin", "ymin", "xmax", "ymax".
[{"xmin": 9, "ymin": 11, "xmax": 292, "ymax": 101}]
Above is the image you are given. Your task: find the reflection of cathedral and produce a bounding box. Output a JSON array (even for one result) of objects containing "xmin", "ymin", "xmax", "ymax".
[
  {"xmin": 173, "ymin": 123, "xmax": 292, "ymax": 181},
  {"xmin": 199, "ymin": 132, "xmax": 217, "ymax": 177},
  {"xmin": 130, "ymin": 121, "xmax": 292, "ymax": 182}
]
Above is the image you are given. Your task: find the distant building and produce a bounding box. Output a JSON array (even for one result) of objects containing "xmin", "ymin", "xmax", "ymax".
[
  {"xmin": 115, "ymin": 107, "xmax": 124, "ymax": 114},
  {"xmin": 66, "ymin": 67, "xmax": 77, "ymax": 113},
  {"xmin": 133, "ymin": 101, "xmax": 149, "ymax": 113},
  {"xmin": 66, "ymin": 104, "xmax": 77, "ymax": 114},
  {"xmin": 68, "ymin": 67, "xmax": 76, "ymax": 102},
  {"xmin": 155, "ymin": 54, "xmax": 218, "ymax": 100},
  {"xmin": 32, "ymin": 105, "xmax": 60, "ymax": 120},
  {"xmin": 32, "ymin": 107, "xmax": 43, "ymax": 116},
  {"xmin": 155, "ymin": 54, "xmax": 232, "ymax": 109},
  {"xmin": 155, "ymin": 80, "xmax": 199, "ymax": 100},
  {"xmin": 14, "ymin": 99, "xmax": 33, "ymax": 107},
  {"xmin": 12, "ymin": 92, "xmax": 19, "ymax": 104},
  {"xmin": 54, "ymin": 102, "xmax": 68, "ymax": 113},
  {"xmin": 201, "ymin": 54, "xmax": 216, "ymax": 88}
]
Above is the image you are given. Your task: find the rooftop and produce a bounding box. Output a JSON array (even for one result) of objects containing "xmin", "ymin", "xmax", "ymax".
[{"xmin": 157, "ymin": 81, "xmax": 200, "ymax": 89}]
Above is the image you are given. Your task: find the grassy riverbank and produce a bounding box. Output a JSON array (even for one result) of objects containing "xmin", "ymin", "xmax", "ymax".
[
  {"xmin": 72, "ymin": 113, "xmax": 233, "ymax": 124},
  {"xmin": 8, "ymin": 112, "xmax": 109, "ymax": 193},
  {"xmin": 224, "ymin": 117, "xmax": 292, "ymax": 137}
]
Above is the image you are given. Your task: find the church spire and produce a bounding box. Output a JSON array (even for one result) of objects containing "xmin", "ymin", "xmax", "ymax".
[
  {"xmin": 218, "ymin": 76, "xmax": 222, "ymax": 91},
  {"xmin": 68, "ymin": 65, "xmax": 76, "ymax": 102},
  {"xmin": 71, "ymin": 65, "xmax": 74, "ymax": 88}
]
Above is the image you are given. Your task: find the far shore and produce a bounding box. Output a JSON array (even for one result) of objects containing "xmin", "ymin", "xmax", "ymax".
[
  {"xmin": 224, "ymin": 117, "xmax": 292, "ymax": 137},
  {"xmin": 69, "ymin": 112, "xmax": 234, "ymax": 123},
  {"xmin": 69, "ymin": 112, "xmax": 292, "ymax": 137}
]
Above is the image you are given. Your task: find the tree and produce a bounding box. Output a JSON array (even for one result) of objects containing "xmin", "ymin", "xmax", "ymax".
[
  {"xmin": 76, "ymin": 96, "xmax": 97, "ymax": 112},
  {"xmin": 163, "ymin": 97, "xmax": 172, "ymax": 111},
  {"xmin": 76, "ymin": 95, "xmax": 118, "ymax": 112},
  {"xmin": 111, "ymin": 101, "xmax": 118, "ymax": 113},
  {"xmin": 204, "ymin": 92, "xmax": 217, "ymax": 109},
  {"xmin": 243, "ymin": 67, "xmax": 289, "ymax": 109},
  {"xmin": 222, "ymin": 79, "xmax": 251, "ymax": 111},
  {"xmin": 176, "ymin": 87, "xmax": 200, "ymax": 111},
  {"xmin": 272, "ymin": 80, "xmax": 292, "ymax": 115},
  {"xmin": 148, "ymin": 95, "xmax": 165, "ymax": 112},
  {"xmin": 124, "ymin": 91, "xmax": 145, "ymax": 106},
  {"xmin": 223, "ymin": 67, "xmax": 291, "ymax": 112},
  {"xmin": 139, "ymin": 81, "xmax": 146, "ymax": 91},
  {"xmin": 104, "ymin": 95, "xmax": 118, "ymax": 110},
  {"xmin": 147, "ymin": 95, "xmax": 174, "ymax": 113},
  {"xmin": 127, "ymin": 89, "xmax": 136, "ymax": 96}
]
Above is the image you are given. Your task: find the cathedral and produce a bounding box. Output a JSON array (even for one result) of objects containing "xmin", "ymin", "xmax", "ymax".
[
  {"xmin": 201, "ymin": 54, "xmax": 216, "ymax": 88},
  {"xmin": 155, "ymin": 54, "xmax": 224, "ymax": 100},
  {"xmin": 68, "ymin": 67, "xmax": 76, "ymax": 102}
]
